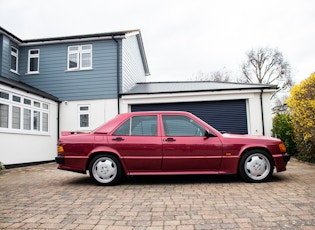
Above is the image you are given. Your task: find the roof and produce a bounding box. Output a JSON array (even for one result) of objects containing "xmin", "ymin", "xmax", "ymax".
[
  {"xmin": 23, "ymin": 30, "xmax": 140, "ymax": 43},
  {"xmin": 123, "ymin": 81, "xmax": 278, "ymax": 95},
  {"xmin": 0, "ymin": 26, "xmax": 23, "ymax": 43},
  {"xmin": 0, "ymin": 26, "xmax": 138, "ymax": 44},
  {"xmin": 0, "ymin": 76, "xmax": 59, "ymax": 102}
]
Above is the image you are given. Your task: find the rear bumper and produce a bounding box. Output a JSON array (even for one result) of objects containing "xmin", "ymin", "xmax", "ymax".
[
  {"xmin": 55, "ymin": 156, "xmax": 87, "ymax": 174},
  {"xmin": 55, "ymin": 156, "xmax": 65, "ymax": 165}
]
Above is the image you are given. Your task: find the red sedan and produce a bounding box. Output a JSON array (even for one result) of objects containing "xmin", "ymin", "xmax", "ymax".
[{"xmin": 56, "ymin": 111, "xmax": 290, "ymax": 185}]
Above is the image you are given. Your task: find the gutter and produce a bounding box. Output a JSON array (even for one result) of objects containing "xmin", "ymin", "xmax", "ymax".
[
  {"xmin": 112, "ymin": 36, "xmax": 120, "ymax": 114},
  {"xmin": 20, "ymin": 35, "xmax": 126, "ymax": 46},
  {"xmin": 260, "ymin": 89, "xmax": 265, "ymax": 136}
]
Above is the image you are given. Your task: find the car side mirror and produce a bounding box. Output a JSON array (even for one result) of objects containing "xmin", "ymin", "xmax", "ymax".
[{"xmin": 205, "ymin": 130, "xmax": 216, "ymax": 138}]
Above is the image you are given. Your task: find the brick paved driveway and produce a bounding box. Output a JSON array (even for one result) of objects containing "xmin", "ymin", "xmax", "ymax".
[{"xmin": 0, "ymin": 158, "xmax": 314, "ymax": 230}]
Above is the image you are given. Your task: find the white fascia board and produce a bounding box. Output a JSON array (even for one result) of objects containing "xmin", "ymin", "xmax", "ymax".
[
  {"xmin": 124, "ymin": 31, "xmax": 140, "ymax": 37},
  {"xmin": 19, "ymin": 35, "xmax": 126, "ymax": 47},
  {"xmin": 122, "ymin": 88, "xmax": 275, "ymax": 102}
]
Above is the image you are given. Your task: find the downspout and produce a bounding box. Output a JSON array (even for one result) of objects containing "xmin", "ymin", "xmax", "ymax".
[
  {"xmin": 57, "ymin": 102, "xmax": 60, "ymax": 139},
  {"xmin": 260, "ymin": 89, "xmax": 265, "ymax": 136},
  {"xmin": 112, "ymin": 35, "xmax": 120, "ymax": 114}
]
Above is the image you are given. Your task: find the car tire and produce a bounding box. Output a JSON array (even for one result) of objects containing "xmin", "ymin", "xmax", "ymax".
[
  {"xmin": 239, "ymin": 149, "xmax": 274, "ymax": 183},
  {"xmin": 89, "ymin": 154, "xmax": 122, "ymax": 186}
]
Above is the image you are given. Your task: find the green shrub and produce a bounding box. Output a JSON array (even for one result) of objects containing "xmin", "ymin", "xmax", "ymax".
[
  {"xmin": 294, "ymin": 137, "xmax": 315, "ymax": 163},
  {"xmin": 272, "ymin": 112, "xmax": 298, "ymax": 156}
]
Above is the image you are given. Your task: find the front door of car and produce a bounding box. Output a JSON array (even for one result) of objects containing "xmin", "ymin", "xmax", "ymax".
[
  {"xmin": 161, "ymin": 115, "xmax": 223, "ymax": 171},
  {"xmin": 107, "ymin": 115, "xmax": 163, "ymax": 171}
]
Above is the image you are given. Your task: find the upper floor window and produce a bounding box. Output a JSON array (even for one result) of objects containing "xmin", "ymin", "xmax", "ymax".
[
  {"xmin": 10, "ymin": 47, "xmax": 19, "ymax": 73},
  {"xmin": 67, "ymin": 45, "xmax": 92, "ymax": 71},
  {"xmin": 28, "ymin": 49, "xmax": 40, "ymax": 74}
]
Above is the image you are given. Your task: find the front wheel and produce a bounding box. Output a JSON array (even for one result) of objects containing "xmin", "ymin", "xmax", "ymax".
[
  {"xmin": 89, "ymin": 154, "xmax": 123, "ymax": 186},
  {"xmin": 239, "ymin": 150, "xmax": 274, "ymax": 183}
]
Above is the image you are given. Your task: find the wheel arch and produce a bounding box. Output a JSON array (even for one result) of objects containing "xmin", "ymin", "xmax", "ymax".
[
  {"xmin": 238, "ymin": 147, "xmax": 275, "ymax": 171},
  {"xmin": 86, "ymin": 151, "xmax": 127, "ymax": 175}
]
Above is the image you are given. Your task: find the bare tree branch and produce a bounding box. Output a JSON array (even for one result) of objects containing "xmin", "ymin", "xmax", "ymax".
[
  {"xmin": 240, "ymin": 47, "xmax": 293, "ymax": 112},
  {"xmin": 190, "ymin": 68, "xmax": 232, "ymax": 82}
]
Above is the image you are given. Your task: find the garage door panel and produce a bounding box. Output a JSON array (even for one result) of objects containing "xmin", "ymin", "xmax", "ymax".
[{"xmin": 131, "ymin": 100, "xmax": 248, "ymax": 134}]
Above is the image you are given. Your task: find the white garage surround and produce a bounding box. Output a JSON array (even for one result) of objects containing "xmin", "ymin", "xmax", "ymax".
[{"xmin": 121, "ymin": 89, "xmax": 275, "ymax": 137}]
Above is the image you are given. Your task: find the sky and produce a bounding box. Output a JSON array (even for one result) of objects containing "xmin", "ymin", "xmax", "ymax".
[{"xmin": 0, "ymin": 0, "xmax": 314, "ymax": 84}]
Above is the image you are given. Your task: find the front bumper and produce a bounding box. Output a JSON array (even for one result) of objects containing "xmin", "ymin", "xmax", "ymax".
[
  {"xmin": 274, "ymin": 153, "xmax": 290, "ymax": 172},
  {"xmin": 283, "ymin": 153, "xmax": 291, "ymax": 162}
]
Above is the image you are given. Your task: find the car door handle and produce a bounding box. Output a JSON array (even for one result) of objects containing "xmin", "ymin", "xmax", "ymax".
[
  {"xmin": 112, "ymin": 137, "xmax": 124, "ymax": 141},
  {"xmin": 163, "ymin": 138, "xmax": 176, "ymax": 142}
]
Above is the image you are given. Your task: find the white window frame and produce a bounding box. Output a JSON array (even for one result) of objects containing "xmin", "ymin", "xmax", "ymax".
[
  {"xmin": 0, "ymin": 88, "xmax": 50, "ymax": 135},
  {"xmin": 10, "ymin": 46, "xmax": 19, "ymax": 74},
  {"xmin": 27, "ymin": 49, "xmax": 40, "ymax": 74},
  {"xmin": 0, "ymin": 103, "xmax": 9, "ymax": 128},
  {"xmin": 78, "ymin": 105, "xmax": 90, "ymax": 130},
  {"xmin": 67, "ymin": 45, "xmax": 92, "ymax": 71}
]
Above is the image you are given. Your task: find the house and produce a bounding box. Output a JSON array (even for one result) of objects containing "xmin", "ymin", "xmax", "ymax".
[
  {"xmin": 0, "ymin": 26, "xmax": 149, "ymax": 165},
  {"xmin": 0, "ymin": 26, "xmax": 276, "ymax": 166}
]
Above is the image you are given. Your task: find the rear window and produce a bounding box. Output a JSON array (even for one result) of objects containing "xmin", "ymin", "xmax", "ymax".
[{"xmin": 113, "ymin": 115, "xmax": 157, "ymax": 136}]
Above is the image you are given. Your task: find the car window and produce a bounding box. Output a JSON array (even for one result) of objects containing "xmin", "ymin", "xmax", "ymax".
[
  {"xmin": 162, "ymin": 115, "xmax": 206, "ymax": 136},
  {"xmin": 113, "ymin": 115, "xmax": 157, "ymax": 136}
]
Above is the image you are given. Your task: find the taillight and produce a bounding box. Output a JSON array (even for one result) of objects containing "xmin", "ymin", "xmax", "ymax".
[{"xmin": 279, "ymin": 142, "xmax": 286, "ymax": 153}]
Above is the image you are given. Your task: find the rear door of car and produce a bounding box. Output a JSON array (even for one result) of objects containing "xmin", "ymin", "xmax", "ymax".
[
  {"xmin": 161, "ymin": 114, "xmax": 223, "ymax": 171},
  {"xmin": 107, "ymin": 115, "xmax": 163, "ymax": 171}
]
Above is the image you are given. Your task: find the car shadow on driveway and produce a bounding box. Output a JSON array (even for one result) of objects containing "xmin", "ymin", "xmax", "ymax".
[
  {"xmin": 63, "ymin": 173, "xmax": 290, "ymax": 186},
  {"xmin": 125, "ymin": 174, "xmax": 242, "ymax": 185}
]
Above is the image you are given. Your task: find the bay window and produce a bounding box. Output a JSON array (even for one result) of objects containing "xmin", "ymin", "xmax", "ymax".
[{"xmin": 0, "ymin": 89, "xmax": 50, "ymax": 134}]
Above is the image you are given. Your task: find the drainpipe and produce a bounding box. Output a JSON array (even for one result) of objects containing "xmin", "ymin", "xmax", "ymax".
[
  {"xmin": 112, "ymin": 36, "xmax": 120, "ymax": 114},
  {"xmin": 260, "ymin": 89, "xmax": 265, "ymax": 136},
  {"xmin": 57, "ymin": 102, "xmax": 60, "ymax": 139}
]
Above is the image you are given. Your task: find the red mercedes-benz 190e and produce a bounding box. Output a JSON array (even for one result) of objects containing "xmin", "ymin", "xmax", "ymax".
[{"xmin": 56, "ymin": 111, "xmax": 290, "ymax": 185}]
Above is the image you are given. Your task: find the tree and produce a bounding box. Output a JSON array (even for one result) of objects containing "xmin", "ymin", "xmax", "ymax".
[
  {"xmin": 240, "ymin": 47, "xmax": 293, "ymax": 97},
  {"xmin": 191, "ymin": 68, "xmax": 232, "ymax": 82},
  {"xmin": 286, "ymin": 73, "xmax": 315, "ymax": 162}
]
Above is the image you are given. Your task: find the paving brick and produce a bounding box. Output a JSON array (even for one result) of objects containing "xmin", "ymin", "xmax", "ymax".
[{"xmin": 0, "ymin": 159, "xmax": 314, "ymax": 229}]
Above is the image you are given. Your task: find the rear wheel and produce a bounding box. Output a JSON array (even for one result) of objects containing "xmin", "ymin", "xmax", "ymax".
[
  {"xmin": 239, "ymin": 149, "xmax": 274, "ymax": 183},
  {"xmin": 89, "ymin": 154, "xmax": 122, "ymax": 186}
]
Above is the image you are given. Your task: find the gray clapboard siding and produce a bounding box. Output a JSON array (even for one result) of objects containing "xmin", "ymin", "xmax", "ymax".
[
  {"xmin": 0, "ymin": 36, "xmax": 20, "ymax": 81},
  {"xmin": 20, "ymin": 39, "xmax": 120, "ymax": 101},
  {"xmin": 0, "ymin": 35, "xmax": 4, "ymax": 76}
]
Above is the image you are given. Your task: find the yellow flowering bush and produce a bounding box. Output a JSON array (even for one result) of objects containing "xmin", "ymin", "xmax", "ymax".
[{"xmin": 287, "ymin": 73, "xmax": 315, "ymax": 162}]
